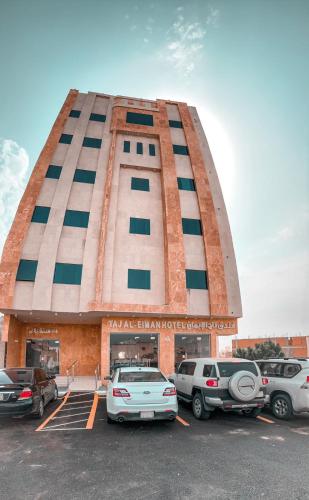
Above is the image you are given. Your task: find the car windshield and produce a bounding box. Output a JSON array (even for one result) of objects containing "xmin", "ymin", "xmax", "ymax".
[
  {"xmin": 217, "ymin": 362, "xmax": 258, "ymax": 377},
  {"xmin": 118, "ymin": 371, "xmax": 166, "ymax": 383},
  {"xmin": 0, "ymin": 369, "xmax": 33, "ymax": 385}
]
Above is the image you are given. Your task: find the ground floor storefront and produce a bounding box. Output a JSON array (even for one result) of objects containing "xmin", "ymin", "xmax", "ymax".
[{"xmin": 3, "ymin": 315, "xmax": 237, "ymax": 380}]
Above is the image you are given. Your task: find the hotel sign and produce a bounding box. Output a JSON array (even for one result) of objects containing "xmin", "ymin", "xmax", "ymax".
[
  {"xmin": 28, "ymin": 328, "xmax": 58, "ymax": 334},
  {"xmin": 108, "ymin": 319, "xmax": 236, "ymax": 331}
]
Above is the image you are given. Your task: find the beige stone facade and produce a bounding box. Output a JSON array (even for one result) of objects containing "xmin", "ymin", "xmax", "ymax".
[{"xmin": 0, "ymin": 90, "xmax": 242, "ymax": 380}]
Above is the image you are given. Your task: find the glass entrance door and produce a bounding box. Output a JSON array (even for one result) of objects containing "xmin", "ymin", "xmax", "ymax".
[
  {"xmin": 110, "ymin": 333, "xmax": 158, "ymax": 371},
  {"xmin": 175, "ymin": 334, "xmax": 210, "ymax": 370},
  {"xmin": 26, "ymin": 339, "xmax": 60, "ymax": 375}
]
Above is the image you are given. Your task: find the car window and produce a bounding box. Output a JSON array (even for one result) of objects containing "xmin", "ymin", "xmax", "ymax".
[
  {"xmin": 259, "ymin": 362, "xmax": 282, "ymax": 377},
  {"xmin": 203, "ymin": 365, "xmax": 216, "ymax": 377},
  {"xmin": 218, "ymin": 362, "xmax": 258, "ymax": 377},
  {"xmin": 282, "ymin": 364, "xmax": 301, "ymax": 378},
  {"xmin": 118, "ymin": 371, "xmax": 167, "ymax": 383},
  {"xmin": 179, "ymin": 362, "xmax": 196, "ymax": 376},
  {"xmin": 0, "ymin": 369, "xmax": 33, "ymax": 385}
]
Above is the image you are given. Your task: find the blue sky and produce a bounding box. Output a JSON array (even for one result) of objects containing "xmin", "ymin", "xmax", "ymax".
[{"xmin": 0, "ymin": 0, "xmax": 308, "ymax": 338}]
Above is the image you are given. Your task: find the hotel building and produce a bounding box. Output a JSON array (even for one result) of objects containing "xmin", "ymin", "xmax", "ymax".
[{"xmin": 0, "ymin": 89, "xmax": 242, "ymax": 381}]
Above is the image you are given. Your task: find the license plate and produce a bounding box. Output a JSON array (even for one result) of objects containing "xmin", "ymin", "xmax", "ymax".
[
  {"xmin": 140, "ymin": 411, "xmax": 154, "ymax": 419},
  {"xmin": 0, "ymin": 393, "xmax": 4, "ymax": 401}
]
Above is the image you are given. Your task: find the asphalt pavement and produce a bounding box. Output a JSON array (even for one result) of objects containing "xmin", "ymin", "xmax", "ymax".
[{"xmin": 0, "ymin": 395, "xmax": 309, "ymax": 500}]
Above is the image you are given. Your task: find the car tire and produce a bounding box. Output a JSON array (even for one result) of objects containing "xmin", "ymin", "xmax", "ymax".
[
  {"xmin": 107, "ymin": 415, "xmax": 114, "ymax": 424},
  {"xmin": 52, "ymin": 386, "xmax": 58, "ymax": 402},
  {"xmin": 271, "ymin": 394, "xmax": 293, "ymax": 420},
  {"xmin": 34, "ymin": 398, "xmax": 44, "ymax": 419},
  {"xmin": 192, "ymin": 393, "xmax": 211, "ymax": 420},
  {"xmin": 242, "ymin": 407, "xmax": 262, "ymax": 418}
]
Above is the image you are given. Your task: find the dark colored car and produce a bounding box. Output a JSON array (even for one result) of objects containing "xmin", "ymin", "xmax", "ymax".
[{"xmin": 0, "ymin": 367, "xmax": 58, "ymax": 419}]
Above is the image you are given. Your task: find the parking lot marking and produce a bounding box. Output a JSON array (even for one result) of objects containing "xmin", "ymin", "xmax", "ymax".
[
  {"xmin": 257, "ymin": 415, "xmax": 275, "ymax": 424},
  {"xmin": 58, "ymin": 405, "xmax": 93, "ymax": 412},
  {"xmin": 35, "ymin": 391, "xmax": 71, "ymax": 432},
  {"xmin": 66, "ymin": 392, "xmax": 95, "ymax": 399},
  {"xmin": 64, "ymin": 400, "xmax": 93, "ymax": 405},
  {"xmin": 86, "ymin": 393, "xmax": 99, "ymax": 430},
  {"xmin": 53, "ymin": 411, "xmax": 91, "ymax": 419},
  {"xmin": 176, "ymin": 416, "xmax": 190, "ymax": 427},
  {"xmin": 40, "ymin": 418, "xmax": 88, "ymax": 430}
]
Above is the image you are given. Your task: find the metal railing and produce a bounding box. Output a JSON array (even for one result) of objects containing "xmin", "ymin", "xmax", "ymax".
[
  {"xmin": 94, "ymin": 363, "xmax": 100, "ymax": 390},
  {"xmin": 66, "ymin": 360, "xmax": 78, "ymax": 387}
]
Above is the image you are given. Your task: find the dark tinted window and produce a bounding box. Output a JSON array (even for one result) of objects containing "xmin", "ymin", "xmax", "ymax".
[
  {"xmin": 136, "ymin": 142, "xmax": 143, "ymax": 154},
  {"xmin": 118, "ymin": 371, "xmax": 166, "ymax": 383},
  {"xmin": 203, "ymin": 365, "xmax": 217, "ymax": 377},
  {"xmin": 169, "ymin": 120, "xmax": 183, "ymax": 128},
  {"xmin": 177, "ymin": 177, "xmax": 196, "ymax": 191},
  {"xmin": 218, "ymin": 362, "xmax": 258, "ymax": 377},
  {"xmin": 46, "ymin": 165, "xmax": 62, "ymax": 179},
  {"xmin": 179, "ymin": 362, "xmax": 196, "ymax": 376},
  {"xmin": 128, "ymin": 269, "xmax": 151, "ymax": 289},
  {"xmin": 16, "ymin": 259, "xmax": 38, "ymax": 282},
  {"xmin": 59, "ymin": 134, "xmax": 72, "ymax": 144},
  {"xmin": 73, "ymin": 169, "xmax": 96, "ymax": 184},
  {"xmin": 258, "ymin": 362, "xmax": 282, "ymax": 377},
  {"xmin": 0, "ymin": 369, "xmax": 33, "ymax": 385},
  {"xmin": 69, "ymin": 109, "xmax": 81, "ymax": 118},
  {"xmin": 282, "ymin": 364, "xmax": 301, "ymax": 378},
  {"xmin": 90, "ymin": 113, "xmax": 106, "ymax": 122},
  {"xmin": 131, "ymin": 177, "xmax": 149, "ymax": 191},
  {"xmin": 126, "ymin": 112, "xmax": 153, "ymax": 126},
  {"xmin": 53, "ymin": 263, "xmax": 83, "ymax": 285},
  {"xmin": 173, "ymin": 144, "xmax": 189, "ymax": 155},
  {"xmin": 123, "ymin": 140, "xmax": 130, "ymax": 153},
  {"xmin": 82, "ymin": 137, "xmax": 102, "ymax": 148},
  {"xmin": 185, "ymin": 269, "xmax": 208, "ymax": 289}
]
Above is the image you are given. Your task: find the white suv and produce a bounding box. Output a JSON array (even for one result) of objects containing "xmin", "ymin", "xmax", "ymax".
[
  {"xmin": 171, "ymin": 358, "xmax": 269, "ymax": 420},
  {"xmin": 256, "ymin": 358, "xmax": 309, "ymax": 419}
]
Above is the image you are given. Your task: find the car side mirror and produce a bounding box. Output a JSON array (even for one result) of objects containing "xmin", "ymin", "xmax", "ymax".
[{"xmin": 104, "ymin": 376, "xmax": 112, "ymax": 381}]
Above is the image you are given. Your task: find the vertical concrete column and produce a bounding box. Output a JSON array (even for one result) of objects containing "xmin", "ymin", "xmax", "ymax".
[
  {"xmin": 6, "ymin": 316, "xmax": 22, "ymax": 367},
  {"xmin": 0, "ymin": 89, "xmax": 78, "ymax": 310},
  {"xmin": 100, "ymin": 319, "xmax": 110, "ymax": 383},
  {"xmin": 32, "ymin": 92, "xmax": 96, "ymax": 311},
  {"xmin": 156, "ymin": 101, "xmax": 187, "ymax": 312},
  {"xmin": 211, "ymin": 334, "xmax": 218, "ymax": 357},
  {"xmin": 178, "ymin": 103, "xmax": 228, "ymax": 317},
  {"xmin": 94, "ymin": 130, "xmax": 117, "ymax": 306},
  {"xmin": 159, "ymin": 330, "xmax": 175, "ymax": 376}
]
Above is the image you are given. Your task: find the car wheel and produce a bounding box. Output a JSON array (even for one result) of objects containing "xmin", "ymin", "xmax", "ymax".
[
  {"xmin": 271, "ymin": 394, "xmax": 293, "ymax": 420},
  {"xmin": 242, "ymin": 407, "xmax": 262, "ymax": 418},
  {"xmin": 192, "ymin": 393, "xmax": 210, "ymax": 420},
  {"xmin": 34, "ymin": 398, "xmax": 44, "ymax": 419},
  {"xmin": 107, "ymin": 415, "xmax": 114, "ymax": 424},
  {"xmin": 52, "ymin": 386, "xmax": 58, "ymax": 401}
]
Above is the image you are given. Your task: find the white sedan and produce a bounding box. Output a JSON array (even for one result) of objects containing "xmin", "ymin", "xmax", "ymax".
[{"xmin": 106, "ymin": 367, "xmax": 178, "ymax": 423}]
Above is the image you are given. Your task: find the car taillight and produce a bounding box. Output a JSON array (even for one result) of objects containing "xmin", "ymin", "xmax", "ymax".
[
  {"xmin": 262, "ymin": 378, "xmax": 269, "ymax": 385},
  {"xmin": 18, "ymin": 389, "xmax": 33, "ymax": 400},
  {"xmin": 206, "ymin": 379, "xmax": 218, "ymax": 387},
  {"xmin": 307, "ymin": 376, "xmax": 309, "ymax": 384},
  {"xmin": 163, "ymin": 387, "xmax": 176, "ymax": 396},
  {"xmin": 112, "ymin": 388, "xmax": 130, "ymax": 398}
]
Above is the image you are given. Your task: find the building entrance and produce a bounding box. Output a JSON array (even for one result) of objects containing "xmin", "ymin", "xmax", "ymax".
[
  {"xmin": 26, "ymin": 339, "xmax": 60, "ymax": 375},
  {"xmin": 110, "ymin": 333, "xmax": 158, "ymax": 370},
  {"xmin": 175, "ymin": 334, "xmax": 210, "ymax": 369}
]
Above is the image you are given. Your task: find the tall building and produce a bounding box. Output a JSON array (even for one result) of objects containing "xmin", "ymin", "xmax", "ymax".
[{"xmin": 0, "ymin": 89, "xmax": 242, "ymax": 379}]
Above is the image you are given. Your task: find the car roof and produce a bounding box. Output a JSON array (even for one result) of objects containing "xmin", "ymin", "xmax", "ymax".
[
  {"xmin": 118, "ymin": 367, "xmax": 161, "ymax": 372},
  {"xmin": 256, "ymin": 358, "xmax": 309, "ymax": 366},
  {"xmin": 180, "ymin": 358, "xmax": 256, "ymax": 363}
]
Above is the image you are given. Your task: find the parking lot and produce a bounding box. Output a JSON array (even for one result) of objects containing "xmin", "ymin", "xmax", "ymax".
[{"xmin": 1, "ymin": 393, "xmax": 309, "ymax": 500}]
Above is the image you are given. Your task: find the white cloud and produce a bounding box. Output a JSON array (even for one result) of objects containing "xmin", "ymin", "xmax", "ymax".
[
  {"xmin": 0, "ymin": 139, "xmax": 30, "ymax": 256},
  {"xmin": 158, "ymin": 7, "xmax": 219, "ymax": 76}
]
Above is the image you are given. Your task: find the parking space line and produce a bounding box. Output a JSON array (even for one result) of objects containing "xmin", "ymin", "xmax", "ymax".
[
  {"xmin": 176, "ymin": 415, "xmax": 190, "ymax": 427},
  {"xmin": 40, "ymin": 418, "xmax": 88, "ymax": 430},
  {"xmin": 35, "ymin": 391, "xmax": 71, "ymax": 432},
  {"xmin": 86, "ymin": 393, "xmax": 99, "ymax": 430},
  {"xmin": 58, "ymin": 405, "xmax": 93, "ymax": 412},
  {"xmin": 257, "ymin": 415, "xmax": 275, "ymax": 424},
  {"xmin": 64, "ymin": 400, "xmax": 93, "ymax": 405},
  {"xmin": 66, "ymin": 392, "xmax": 95, "ymax": 399},
  {"xmin": 53, "ymin": 411, "xmax": 91, "ymax": 419}
]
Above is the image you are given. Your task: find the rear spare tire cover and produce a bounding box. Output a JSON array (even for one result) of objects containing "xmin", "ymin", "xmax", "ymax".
[{"xmin": 228, "ymin": 370, "xmax": 259, "ymax": 402}]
